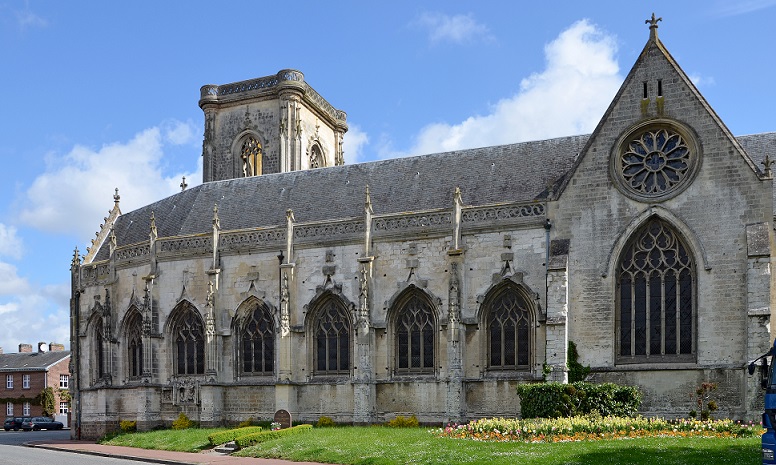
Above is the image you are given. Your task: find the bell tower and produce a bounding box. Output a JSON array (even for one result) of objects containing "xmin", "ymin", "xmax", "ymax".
[{"xmin": 198, "ymin": 69, "xmax": 348, "ymax": 183}]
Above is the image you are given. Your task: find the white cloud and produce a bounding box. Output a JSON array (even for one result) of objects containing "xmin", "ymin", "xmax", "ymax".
[
  {"xmin": 343, "ymin": 124, "xmax": 369, "ymax": 165},
  {"xmin": 712, "ymin": 0, "xmax": 776, "ymax": 16},
  {"xmin": 16, "ymin": 2, "xmax": 47, "ymax": 30},
  {"xmin": 0, "ymin": 262, "xmax": 30, "ymax": 296},
  {"xmin": 0, "ymin": 224, "xmax": 23, "ymax": 260},
  {"xmin": 689, "ymin": 73, "xmax": 716, "ymax": 88},
  {"xmin": 19, "ymin": 122, "xmax": 201, "ymax": 242},
  {"xmin": 405, "ymin": 19, "xmax": 621, "ymax": 155},
  {"xmin": 162, "ymin": 119, "xmax": 198, "ymax": 145},
  {"xmin": 415, "ymin": 12, "xmax": 494, "ymax": 44}
]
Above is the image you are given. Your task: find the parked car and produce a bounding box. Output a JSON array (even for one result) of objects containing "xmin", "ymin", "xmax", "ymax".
[
  {"xmin": 3, "ymin": 417, "xmax": 26, "ymax": 431},
  {"xmin": 21, "ymin": 417, "xmax": 63, "ymax": 431}
]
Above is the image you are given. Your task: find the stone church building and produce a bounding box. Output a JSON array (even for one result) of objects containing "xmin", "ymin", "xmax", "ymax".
[{"xmin": 70, "ymin": 18, "xmax": 776, "ymax": 438}]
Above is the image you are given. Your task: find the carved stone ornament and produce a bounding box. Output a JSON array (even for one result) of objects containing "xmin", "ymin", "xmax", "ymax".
[
  {"xmin": 613, "ymin": 121, "xmax": 699, "ymax": 201},
  {"xmin": 280, "ymin": 271, "xmax": 290, "ymax": 337},
  {"xmin": 173, "ymin": 377, "xmax": 198, "ymax": 405},
  {"xmin": 358, "ymin": 264, "xmax": 370, "ymax": 329}
]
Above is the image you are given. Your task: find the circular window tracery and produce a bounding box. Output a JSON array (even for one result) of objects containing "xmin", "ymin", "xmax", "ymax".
[{"xmin": 613, "ymin": 122, "xmax": 699, "ymax": 201}]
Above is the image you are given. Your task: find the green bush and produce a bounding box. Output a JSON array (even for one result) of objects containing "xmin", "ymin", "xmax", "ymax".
[
  {"xmin": 517, "ymin": 382, "xmax": 642, "ymax": 419},
  {"xmin": 567, "ymin": 341, "xmax": 591, "ymax": 382},
  {"xmin": 316, "ymin": 416, "xmax": 336, "ymax": 427},
  {"xmin": 386, "ymin": 415, "xmax": 419, "ymax": 428},
  {"xmin": 235, "ymin": 424, "xmax": 313, "ymax": 447},
  {"xmin": 208, "ymin": 426, "xmax": 263, "ymax": 446},
  {"xmin": 171, "ymin": 412, "xmax": 195, "ymax": 430},
  {"xmin": 119, "ymin": 420, "xmax": 137, "ymax": 433}
]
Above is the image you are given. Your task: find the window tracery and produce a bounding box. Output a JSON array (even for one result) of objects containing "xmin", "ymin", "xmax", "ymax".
[
  {"xmin": 313, "ymin": 296, "xmax": 351, "ymax": 375},
  {"xmin": 239, "ymin": 302, "xmax": 275, "ymax": 375},
  {"xmin": 483, "ymin": 284, "xmax": 531, "ymax": 370},
  {"xmin": 394, "ymin": 291, "xmax": 435, "ymax": 374},
  {"xmin": 125, "ymin": 310, "xmax": 143, "ymax": 379},
  {"xmin": 617, "ymin": 218, "xmax": 695, "ymax": 363},
  {"xmin": 309, "ymin": 143, "xmax": 324, "ymax": 169},
  {"xmin": 241, "ymin": 136, "xmax": 262, "ymax": 177},
  {"xmin": 171, "ymin": 303, "xmax": 205, "ymax": 375}
]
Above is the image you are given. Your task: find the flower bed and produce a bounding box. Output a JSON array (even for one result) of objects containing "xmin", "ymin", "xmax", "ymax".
[{"xmin": 434, "ymin": 416, "xmax": 763, "ymax": 443}]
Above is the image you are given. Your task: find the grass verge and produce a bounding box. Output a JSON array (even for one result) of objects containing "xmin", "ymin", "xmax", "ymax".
[
  {"xmin": 232, "ymin": 426, "xmax": 760, "ymax": 465},
  {"xmin": 100, "ymin": 427, "xmax": 220, "ymax": 452}
]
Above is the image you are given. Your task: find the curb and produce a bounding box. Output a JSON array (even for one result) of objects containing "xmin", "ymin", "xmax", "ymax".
[{"xmin": 25, "ymin": 442, "xmax": 195, "ymax": 465}]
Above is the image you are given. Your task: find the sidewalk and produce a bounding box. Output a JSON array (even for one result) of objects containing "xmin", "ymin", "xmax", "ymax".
[{"xmin": 26, "ymin": 440, "xmax": 324, "ymax": 465}]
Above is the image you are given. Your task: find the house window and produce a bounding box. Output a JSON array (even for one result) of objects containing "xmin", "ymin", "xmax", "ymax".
[
  {"xmin": 5, "ymin": 374, "xmax": 12, "ymax": 389},
  {"xmin": 22, "ymin": 402, "xmax": 30, "ymax": 416},
  {"xmin": 171, "ymin": 303, "xmax": 205, "ymax": 375},
  {"xmin": 312, "ymin": 296, "xmax": 351, "ymax": 375},
  {"xmin": 126, "ymin": 310, "xmax": 143, "ymax": 378},
  {"xmin": 60, "ymin": 374, "xmax": 69, "ymax": 389},
  {"xmin": 59, "ymin": 402, "xmax": 69, "ymax": 414},
  {"xmin": 239, "ymin": 301, "xmax": 275, "ymax": 375},
  {"xmin": 617, "ymin": 218, "xmax": 695, "ymax": 363},
  {"xmin": 483, "ymin": 283, "xmax": 532, "ymax": 370},
  {"xmin": 6, "ymin": 402, "xmax": 12, "ymax": 416},
  {"xmin": 22, "ymin": 374, "xmax": 30, "ymax": 389},
  {"xmin": 394, "ymin": 290, "xmax": 436, "ymax": 374}
]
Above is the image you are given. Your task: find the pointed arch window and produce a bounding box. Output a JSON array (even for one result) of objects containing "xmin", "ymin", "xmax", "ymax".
[
  {"xmin": 310, "ymin": 143, "xmax": 324, "ymax": 169},
  {"xmin": 312, "ymin": 296, "xmax": 351, "ymax": 375},
  {"xmin": 239, "ymin": 302, "xmax": 275, "ymax": 375},
  {"xmin": 241, "ymin": 136, "xmax": 262, "ymax": 177},
  {"xmin": 125, "ymin": 310, "xmax": 144, "ymax": 378},
  {"xmin": 171, "ymin": 303, "xmax": 205, "ymax": 375},
  {"xmin": 616, "ymin": 218, "xmax": 695, "ymax": 363},
  {"xmin": 483, "ymin": 284, "xmax": 532, "ymax": 370},
  {"xmin": 394, "ymin": 291, "xmax": 436, "ymax": 374},
  {"xmin": 93, "ymin": 316, "xmax": 106, "ymax": 380}
]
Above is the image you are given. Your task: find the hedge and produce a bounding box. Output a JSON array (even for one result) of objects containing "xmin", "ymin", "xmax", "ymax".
[
  {"xmin": 517, "ymin": 381, "xmax": 642, "ymax": 419},
  {"xmin": 235, "ymin": 424, "xmax": 313, "ymax": 447},
  {"xmin": 208, "ymin": 426, "xmax": 264, "ymax": 446}
]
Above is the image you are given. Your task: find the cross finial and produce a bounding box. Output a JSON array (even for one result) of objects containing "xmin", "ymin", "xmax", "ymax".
[
  {"xmin": 763, "ymin": 155, "xmax": 775, "ymax": 177},
  {"xmin": 180, "ymin": 176, "xmax": 188, "ymax": 192},
  {"xmin": 646, "ymin": 13, "xmax": 662, "ymax": 39},
  {"xmin": 113, "ymin": 188, "xmax": 120, "ymax": 205}
]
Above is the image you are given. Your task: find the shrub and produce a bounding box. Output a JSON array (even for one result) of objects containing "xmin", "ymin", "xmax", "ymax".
[
  {"xmin": 316, "ymin": 416, "xmax": 336, "ymax": 427},
  {"xmin": 238, "ymin": 417, "xmax": 257, "ymax": 428},
  {"xmin": 386, "ymin": 415, "xmax": 419, "ymax": 428},
  {"xmin": 235, "ymin": 424, "xmax": 313, "ymax": 447},
  {"xmin": 517, "ymin": 382, "xmax": 641, "ymax": 419},
  {"xmin": 171, "ymin": 412, "xmax": 195, "ymax": 430},
  {"xmin": 119, "ymin": 420, "xmax": 137, "ymax": 433},
  {"xmin": 567, "ymin": 341, "xmax": 591, "ymax": 383},
  {"xmin": 208, "ymin": 426, "xmax": 263, "ymax": 446},
  {"xmin": 690, "ymin": 382, "xmax": 718, "ymax": 420}
]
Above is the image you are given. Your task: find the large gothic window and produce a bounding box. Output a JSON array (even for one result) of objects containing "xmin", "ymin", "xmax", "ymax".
[
  {"xmin": 394, "ymin": 290, "xmax": 436, "ymax": 374},
  {"xmin": 170, "ymin": 303, "xmax": 205, "ymax": 375},
  {"xmin": 239, "ymin": 302, "xmax": 275, "ymax": 375},
  {"xmin": 125, "ymin": 310, "xmax": 143, "ymax": 379},
  {"xmin": 309, "ymin": 143, "xmax": 324, "ymax": 169},
  {"xmin": 241, "ymin": 136, "xmax": 262, "ymax": 177},
  {"xmin": 483, "ymin": 283, "xmax": 532, "ymax": 370},
  {"xmin": 312, "ymin": 296, "xmax": 351, "ymax": 375},
  {"xmin": 616, "ymin": 218, "xmax": 695, "ymax": 363}
]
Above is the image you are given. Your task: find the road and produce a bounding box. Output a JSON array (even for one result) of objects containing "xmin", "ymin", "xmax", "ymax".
[{"xmin": 0, "ymin": 429, "xmax": 152, "ymax": 465}]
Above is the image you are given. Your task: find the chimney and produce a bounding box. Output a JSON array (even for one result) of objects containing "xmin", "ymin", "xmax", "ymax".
[
  {"xmin": 19, "ymin": 343, "xmax": 32, "ymax": 353},
  {"xmin": 49, "ymin": 343, "xmax": 65, "ymax": 352}
]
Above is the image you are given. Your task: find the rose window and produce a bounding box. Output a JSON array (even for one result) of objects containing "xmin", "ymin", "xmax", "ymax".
[{"xmin": 619, "ymin": 128, "xmax": 693, "ymax": 198}]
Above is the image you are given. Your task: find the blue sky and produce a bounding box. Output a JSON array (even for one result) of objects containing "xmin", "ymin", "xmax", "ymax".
[{"xmin": 1, "ymin": 0, "xmax": 775, "ymax": 352}]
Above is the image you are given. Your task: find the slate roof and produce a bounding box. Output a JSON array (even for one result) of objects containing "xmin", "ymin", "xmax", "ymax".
[
  {"xmin": 94, "ymin": 132, "xmax": 776, "ymax": 261},
  {"xmin": 0, "ymin": 351, "xmax": 70, "ymax": 372}
]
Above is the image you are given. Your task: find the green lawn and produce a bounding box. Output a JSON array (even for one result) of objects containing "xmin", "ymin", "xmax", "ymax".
[{"xmin": 102, "ymin": 425, "xmax": 762, "ymax": 464}]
